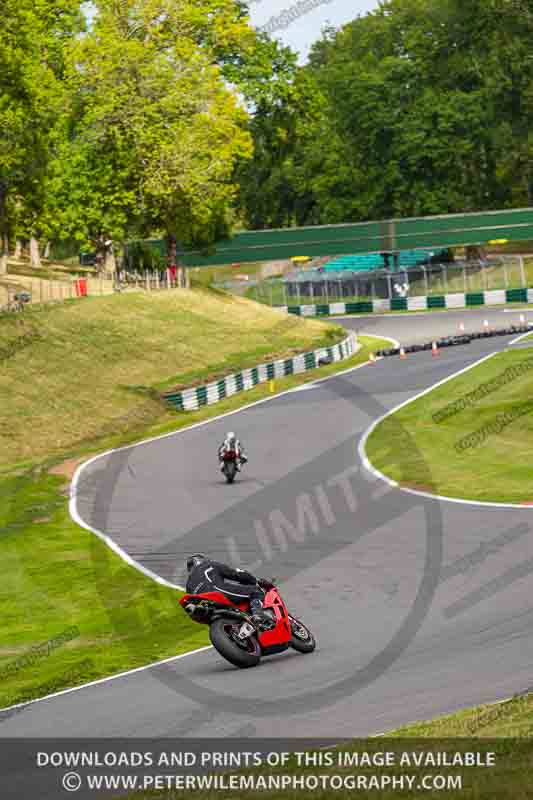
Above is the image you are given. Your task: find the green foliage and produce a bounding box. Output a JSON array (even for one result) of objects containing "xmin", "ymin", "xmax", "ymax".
[
  {"xmin": 1, "ymin": 1, "xmax": 290, "ymax": 263},
  {"xmin": 238, "ymin": 0, "xmax": 533, "ymax": 228},
  {"xmin": 0, "ymin": 0, "xmax": 84, "ymax": 250}
]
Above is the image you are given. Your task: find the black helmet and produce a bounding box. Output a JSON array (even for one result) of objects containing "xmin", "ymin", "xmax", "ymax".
[{"xmin": 186, "ymin": 553, "xmax": 207, "ymax": 573}]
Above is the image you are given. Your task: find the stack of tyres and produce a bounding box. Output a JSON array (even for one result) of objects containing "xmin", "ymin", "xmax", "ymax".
[{"xmin": 374, "ymin": 323, "xmax": 533, "ymax": 358}]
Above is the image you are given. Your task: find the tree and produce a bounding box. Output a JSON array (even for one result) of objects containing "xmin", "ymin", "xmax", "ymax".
[
  {"xmin": 61, "ymin": 0, "xmax": 256, "ymax": 273},
  {"xmin": 241, "ymin": 0, "xmax": 533, "ymax": 228},
  {"xmin": 0, "ymin": 0, "xmax": 83, "ymax": 272}
]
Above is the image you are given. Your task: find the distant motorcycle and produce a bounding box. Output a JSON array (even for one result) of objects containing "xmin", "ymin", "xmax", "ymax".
[
  {"xmin": 180, "ymin": 579, "xmax": 316, "ymax": 669},
  {"xmin": 220, "ymin": 449, "xmax": 239, "ymax": 483}
]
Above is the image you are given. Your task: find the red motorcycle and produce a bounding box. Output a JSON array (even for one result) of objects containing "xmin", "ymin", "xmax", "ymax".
[
  {"xmin": 179, "ymin": 579, "xmax": 316, "ymax": 668},
  {"xmin": 220, "ymin": 449, "xmax": 239, "ymax": 483}
]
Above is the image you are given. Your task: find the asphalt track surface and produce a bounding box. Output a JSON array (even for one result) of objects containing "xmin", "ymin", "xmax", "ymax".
[
  {"xmin": 2, "ymin": 305, "xmax": 533, "ymax": 742},
  {"xmin": 338, "ymin": 303, "xmax": 533, "ymax": 345}
]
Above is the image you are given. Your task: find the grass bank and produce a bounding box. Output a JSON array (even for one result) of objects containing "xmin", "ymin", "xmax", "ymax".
[
  {"xmin": 365, "ymin": 345, "xmax": 533, "ymax": 503},
  {"xmin": 0, "ymin": 288, "xmax": 345, "ymax": 470},
  {"xmin": 0, "ymin": 281, "xmax": 388, "ymax": 708}
]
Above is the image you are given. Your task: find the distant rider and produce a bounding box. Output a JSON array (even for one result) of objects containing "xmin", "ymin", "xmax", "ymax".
[
  {"xmin": 218, "ymin": 431, "xmax": 248, "ymax": 472},
  {"xmin": 185, "ymin": 554, "xmax": 273, "ymax": 628}
]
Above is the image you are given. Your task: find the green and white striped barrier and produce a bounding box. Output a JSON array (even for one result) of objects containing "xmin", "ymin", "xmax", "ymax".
[
  {"xmin": 280, "ymin": 288, "xmax": 533, "ymax": 317},
  {"xmin": 164, "ymin": 332, "xmax": 359, "ymax": 411}
]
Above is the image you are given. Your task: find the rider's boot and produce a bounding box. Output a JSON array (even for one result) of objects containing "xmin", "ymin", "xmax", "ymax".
[{"xmin": 249, "ymin": 599, "xmax": 274, "ymax": 630}]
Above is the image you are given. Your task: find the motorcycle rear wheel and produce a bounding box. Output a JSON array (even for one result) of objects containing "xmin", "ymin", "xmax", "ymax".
[
  {"xmin": 289, "ymin": 616, "xmax": 316, "ymax": 654},
  {"xmin": 209, "ymin": 618, "xmax": 261, "ymax": 668}
]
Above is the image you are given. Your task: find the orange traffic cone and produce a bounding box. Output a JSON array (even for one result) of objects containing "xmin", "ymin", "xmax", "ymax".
[
  {"xmin": 369, "ymin": 352, "xmax": 377, "ymax": 365},
  {"xmin": 399, "ymin": 347, "xmax": 407, "ymax": 359},
  {"xmin": 483, "ymin": 319, "xmax": 490, "ymax": 331},
  {"xmin": 459, "ymin": 322, "xmax": 465, "ymax": 333},
  {"xmin": 432, "ymin": 341, "xmax": 439, "ymax": 357}
]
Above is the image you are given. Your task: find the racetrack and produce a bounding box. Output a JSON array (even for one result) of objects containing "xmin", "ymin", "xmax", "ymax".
[
  {"xmin": 2, "ymin": 305, "xmax": 533, "ymax": 740},
  {"xmin": 338, "ymin": 304, "xmax": 533, "ymax": 345}
]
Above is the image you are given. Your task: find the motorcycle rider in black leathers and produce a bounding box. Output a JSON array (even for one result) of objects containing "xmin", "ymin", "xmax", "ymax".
[{"xmin": 185, "ymin": 554, "xmax": 273, "ymax": 628}]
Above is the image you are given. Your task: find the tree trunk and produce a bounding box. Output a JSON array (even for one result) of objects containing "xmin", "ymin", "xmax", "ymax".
[
  {"xmin": 14, "ymin": 239, "xmax": 22, "ymax": 259},
  {"xmin": 0, "ymin": 184, "xmax": 7, "ymax": 275},
  {"xmin": 29, "ymin": 236, "xmax": 41, "ymax": 268},
  {"xmin": 166, "ymin": 233, "xmax": 178, "ymax": 288},
  {"xmin": 167, "ymin": 233, "xmax": 177, "ymax": 268},
  {"xmin": 104, "ymin": 243, "xmax": 116, "ymax": 274},
  {"xmin": 43, "ymin": 241, "xmax": 51, "ymax": 259},
  {"xmin": 0, "ymin": 236, "xmax": 7, "ymax": 276}
]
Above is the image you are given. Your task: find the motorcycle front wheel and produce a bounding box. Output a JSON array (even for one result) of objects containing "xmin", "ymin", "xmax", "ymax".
[
  {"xmin": 289, "ymin": 616, "xmax": 316, "ymax": 653},
  {"xmin": 209, "ymin": 618, "xmax": 261, "ymax": 668},
  {"xmin": 223, "ymin": 462, "xmax": 236, "ymax": 483}
]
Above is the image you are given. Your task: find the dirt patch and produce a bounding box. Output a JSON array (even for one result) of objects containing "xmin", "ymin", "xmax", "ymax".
[
  {"xmin": 49, "ymin": 457, "xmax": 86, "ymax": 481},
  {"xmin": 400, "ymin": 480, "xmax": 437, "ymax": 493}
]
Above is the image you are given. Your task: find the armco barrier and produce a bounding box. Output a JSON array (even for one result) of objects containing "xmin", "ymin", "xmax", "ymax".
[
  {"xmin": 280, "ymin": 288, "xmax": 533, "ymax": 317},
  {"xmin": 163, "ymin": 332, "xmax": 359, "ymax": 411}
]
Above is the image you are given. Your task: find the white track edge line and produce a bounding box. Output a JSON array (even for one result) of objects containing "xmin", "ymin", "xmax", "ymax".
[
  {"xmin": 358, "ymin": 349, "xmax": 533, "ymax": 508},
  {"xmin": 0, "ymin": 646, "xmax": 214, "ymax": 715},
  {"xmin": 509, "ymin": 330, "xmax": 533, "ymax": 345}
]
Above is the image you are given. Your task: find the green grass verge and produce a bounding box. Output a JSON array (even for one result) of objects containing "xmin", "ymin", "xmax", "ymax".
[
  {"xmin": 366, "ymin": 345, "xmax": 533, "ymax": 503},
  {"xmin": 392, "ymin": 692, "xmax": 533, "ymax": 737},
  {"xmin": 0, "ymin": 471, "xmax": 209, "ymax": 709},
  {"xmin": 0, "ymin": 333, "xmax": 388, "ymax": 709}
]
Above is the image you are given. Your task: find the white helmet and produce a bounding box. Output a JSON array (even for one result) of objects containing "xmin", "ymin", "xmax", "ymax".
[{"xmin": 226, "ymin": 431, "xmax": 236, "ymax": 442}]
